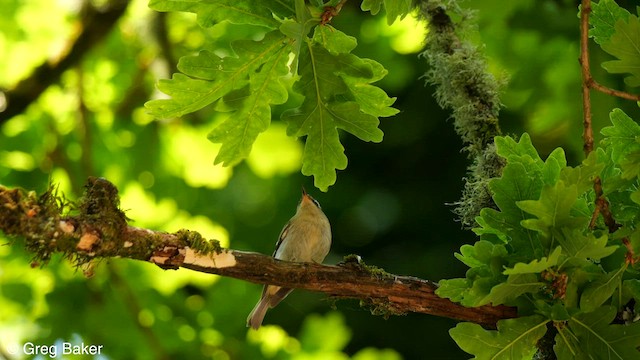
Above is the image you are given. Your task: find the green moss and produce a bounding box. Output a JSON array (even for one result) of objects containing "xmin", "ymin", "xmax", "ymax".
[
  {"xmin": 360, "ymin": 298, "xmax": 407, "ymax": 319},
  {"xmin": 79, "ymin": 177, "xmax": 128, "ymax": 236},
  {"xmin": 341, "ymin": 254, "xmax": 393, "ymax": 280},
  {"xmin": 175, "ymin": 229, "xmax": 222, "ymax": 254}
]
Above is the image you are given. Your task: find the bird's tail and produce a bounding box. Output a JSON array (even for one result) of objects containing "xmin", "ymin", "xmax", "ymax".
[{"xmin": 247, "ymin": 297, "xmax": 269, "ymax": 330}]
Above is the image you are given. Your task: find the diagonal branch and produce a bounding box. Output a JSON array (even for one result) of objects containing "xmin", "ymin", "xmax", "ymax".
[
  {"xmin": 0, "ymin": 0, "xmax": 128, "ymax": 123},
  {"xmin": 0, "ymin": 177, "xmax": 517, "ymax": 329}
]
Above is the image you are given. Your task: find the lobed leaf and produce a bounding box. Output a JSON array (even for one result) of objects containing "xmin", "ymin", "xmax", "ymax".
[
  {"xmin": 559, "ymin": 151, "xmax": 603, "ymax": 194},
  {"xmin": 442, "ymin": 240, "xmax": 509, "ymax": 306},
  {"xmin": 556, "ymin": 229, "xmax": 617, "ymax": 262},
  {"xmin": 503, "ymin": 246, "xmax": 562, "ymax": 275},
  {"xmin": 450, "ymin": 315, "xmax": 548, "ymax": 360},
  {"xmin": 148, "ymin": 0, "xmax": 291, "ymax": 28},
  {"xmin": 589, "ymin": 0, "xmax": 631, "ymax": 44},
  {"xmin": 601, "ymin": 108, "xmax": 640, "ymax": 180},
  {"xmin": 146, "ymin": 31, "xmax": 289, "ymax": 119},
  {"xmin": 207, "ymin": 41, "xmax": 291, "ymax": 166},
  {"xmin": 481, "ymin": 273, "xmax": 544, "ymax": 306},
  {"xmin": 555, "ymin": 306, "xmax": 640, "ymax": 359},
  {"xmin": 282, "ymin": 40, "xmax": 387, "ymax": 190},
  {"xmin": 579, "ymin": 266, "xmax": 625, "ymax": 312},
  {"xmin": 478, "ymin": 162, "xmax": 544, "ymax": 259},
  {"xmin": 360, "ymin": 0, "xmax": 411, "ymax": 25},
  {"xmin": 518, "ymin": 180, "xmax": 586, "ymax": 239},
  {"xmin": 601, "ymin": 14, "xmax": 640, "ymax": 86}
]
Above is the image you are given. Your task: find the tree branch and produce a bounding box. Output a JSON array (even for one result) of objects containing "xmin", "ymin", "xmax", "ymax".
[
  {"xmin": 580, "ymin": 0, "xmax": 594, "ymax": 157},
  {"xmin": 0, "ymin": 0, "xmax": 128, "ymax": 123},
  {"xmin": 0, "ymin": 177, "xmax": 517, "ymax": 329}
]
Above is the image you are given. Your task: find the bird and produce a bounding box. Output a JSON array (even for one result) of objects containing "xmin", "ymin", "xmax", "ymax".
[{"xmin": 246, "ymin": 188, "xmax": 332, "ymax": 330}]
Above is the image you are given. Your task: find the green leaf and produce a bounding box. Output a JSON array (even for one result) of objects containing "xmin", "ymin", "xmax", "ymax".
[
  {"xmin": 313, "ymin": 26, "xmax": 357, "ymax": 55},
  {"xmin": 148, "ymin": 0, "xmax": 290, "ymax": 28},
  {"xmin": 620, "ymin": 279, "xmax": 640, "ymax": 313},
  {"xmin": 435, "ymin": 278, "xmax": 469, "ymax": 303},
  {"xmin": 541, "ymin": 148, "xmax": 566, "ymax": 186},
  {"xmin": 341, "ymin": 59, "xmax": 399, "ymax": 118},
  {"xmin": 282, "ymin": 41, "xmax": 385, "ymax": 190},
  {"xmin": 555, "ymin": 306, "xmax": 640, "ymax": 359},
  {"xmin": 479, "ymin": 161, "xmax": 543, "ymax": 258},
  {"xmin": 580, "ymin": 266, "xmax": 625, "ymax": 312},
  {"xmin": 454, "ymin": 240, "xmax": 508, "ymax": 269},
  {"xmin": 589, "ymin": 0, "xmax": 631, "ymax": 44},
  {"xmin": 441, "ymin": 241, "xmax": 510, "ymax": 306},
  {"xmin": 556, "ymin": 229, "xmax": 617, "ymax": 261},
  {"xmin": 601, "ymin": 109, "xmax": 640, "ymax": 163},
  {"xmin": 494, "ymin": 133, "xmax": 542, "ymax": 164},
  {"xmin": 450, "ymin": 315, "xmax": 548, "ymax": 360},
  {"xmin": 518, "ymin": 181, "xmax": 585, "ymax": 239},
  {"xmin": 482, "ymin": 273, "xmax": 544, "ymax": 306},
  {"xmin": 559, "ymin": 151, "xmax": 603, "ymax": 194},
  {"xmin": 207, "ymin": 41, "xmax": 291, "ymax": 166},
  {"xmin": 503, "ymin": 246, "xmax": 562, "ymax": 275},
  {"xmin": 146, "ymin": 31, "xmax": 289, "ymax": 119},
  {"xmin": 601, "ymin": 109, "xmax": 640, "ymax": 180},
  {"xmin": 601, "ymin": 14, "xmax": 640, "ymax": 86},
  {"xmin": 360, "ymin": 0, "xmax": 411, "ymax": 25},
  {"xmin": 360, "ymin": 0, "xmax": 383, "ymax": 15},
  {"xmin": 383, "ymin": 0, "xmax": 412, "ymax": 25}
]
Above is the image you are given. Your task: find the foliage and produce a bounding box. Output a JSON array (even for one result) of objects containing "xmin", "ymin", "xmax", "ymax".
[
  {"xmin": 145, "ymin": 0, "xmax": 398, "ymax": 191},
  {"xmin": 437, "ymin": 109, "xmax": 640, "ymax": 357},
  {"xmin": 434, "ymin": 2, "xmax": 640, "ymax": 356}
]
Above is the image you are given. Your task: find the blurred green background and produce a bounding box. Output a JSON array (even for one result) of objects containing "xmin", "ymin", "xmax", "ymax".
[{"xmin": 1, "ymin": 0, "xmax": 638, "ymax": 359}]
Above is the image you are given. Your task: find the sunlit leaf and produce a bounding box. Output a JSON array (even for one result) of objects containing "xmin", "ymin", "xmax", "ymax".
[
  {"xmin": 146, "ymin": 31, "xmax": 289, "ymax": 119},
  {"xmin": 207, "ymin": 40, "xmax": 291, "ymax": 166},
  {"xmin": 282, "ymin": 41, "xmax": 385, "ymax": 190},
  {"xmin": 148, "ymin": 0, "xmax": 291, "ymax": 28}
]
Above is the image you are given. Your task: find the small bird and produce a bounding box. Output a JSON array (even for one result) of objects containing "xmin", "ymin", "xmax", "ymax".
[{"xmin": 246, "ymin": 188, "xmax": 332, "ymax": 330}]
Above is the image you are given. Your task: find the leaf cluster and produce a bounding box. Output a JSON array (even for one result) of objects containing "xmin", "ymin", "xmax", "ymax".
[
  {"xmin": 145, "ymin": 0, "xmax": 406, "ymax": 190},
  {"xmin": 438, "ymin": 114, "xmax": 640, "ymax": 358},
  {"xmin": 434, "ymin": 2, "xmax": 640, "ymax": 357}
]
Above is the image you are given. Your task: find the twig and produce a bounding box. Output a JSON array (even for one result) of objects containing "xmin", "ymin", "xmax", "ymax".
[
  {"xmin": 588, "ymin": 78, "xmax": 640, "ymax": 101},
  {"xmin": 580, "ymin": 0, "xmax": 594, "ymax": 157},
  {"xmin": 589, "ymin": 176, "xmax": 620, "ymax": 232},
  {"xmin": 0, "ymin": 178, "xmax": 517, "ymax": 329},
  {"xmin": 320, "ymin": 0, "xmax": 347, "ymax": 25}
]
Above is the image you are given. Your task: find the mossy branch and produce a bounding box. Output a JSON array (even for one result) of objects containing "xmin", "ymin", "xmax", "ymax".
[
  {"xmin": 416, "ymin": 0, "xmax": 505, "ymax": 226},
  {"xmin": 0, "ymin": 177, "xmax": 516, "ymax": 328}
]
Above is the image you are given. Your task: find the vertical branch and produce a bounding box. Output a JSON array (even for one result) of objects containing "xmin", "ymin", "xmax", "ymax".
[
  {"xmin": 580, "ymin": 0, "xmax": 594, "ymax": 157},
  {"xmin": 417, "ymin": 1, "xmax": 504, "ymax": 227}
]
